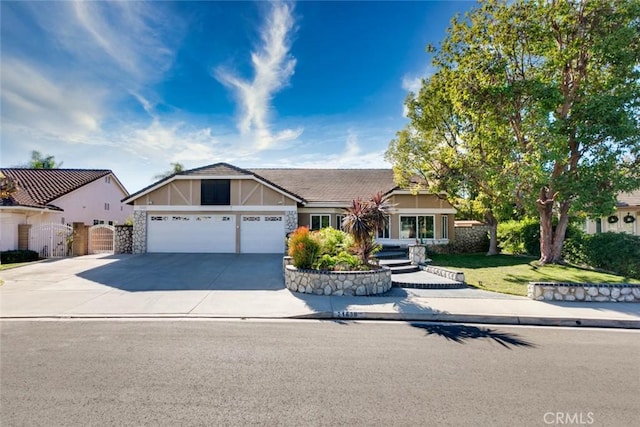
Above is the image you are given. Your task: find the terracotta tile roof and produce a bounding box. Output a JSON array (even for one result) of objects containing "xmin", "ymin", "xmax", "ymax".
[
  {"xmin": 249, "ymin": 168, "xmax": 398, "ymax": 204},
  {"xmin": 0, "ymin": 168, "xmax": 111, "ymax": 210},
  {"xmin": 617, "ymin": 191, "xmax": 640, "ymax": 207}
]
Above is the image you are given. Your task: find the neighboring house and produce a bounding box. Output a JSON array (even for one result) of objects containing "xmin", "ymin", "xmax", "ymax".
[
  {"xmin": 584, "ymin": 191, "xmax": 639, "ymax": 236},
  {"xmin": 122, "ymin": 162, "xmax": 456, "ymax": 254},
  {"xmin": 0, "ymin": 169, "xmax": 132, "ymax": 251}
]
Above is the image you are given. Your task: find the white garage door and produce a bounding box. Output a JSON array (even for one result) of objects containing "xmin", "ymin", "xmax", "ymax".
[
  {"xmin": 147, "ymin": 214, "xmax": 236, "ymax": 253},
  {"xmin": 240, "ymin": 215, "xmax": 285, "ymax": 253}
]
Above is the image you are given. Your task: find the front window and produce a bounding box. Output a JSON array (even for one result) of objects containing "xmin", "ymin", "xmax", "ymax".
[
  {"xmin": 441, "ymin": 215, "xmax": 449, "ymax": 239},
  {"xmin": 201, "ymin": 179, "xmax": 231, "ymax": 205},
  {"xmin": 400, "ymin": 215, "xmax": 434, "ymax": 239},
  {"xmin": 336, "ymin": 214, "xmax": 346, "ymax": 231},
  {"xmin": 377, "ymin": 215, "xmax": 390, "ymax": 239},
  {"xmin": 310, "ymin": 214, "xmax": 330, "ymax": 230}
]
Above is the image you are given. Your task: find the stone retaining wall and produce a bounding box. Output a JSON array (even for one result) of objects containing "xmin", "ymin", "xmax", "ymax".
[
  {"xmin": 452, "ymin": 224, "xmax": 490, "ymax": 253},
  {"xmin": 421, "ymin": 265, "xmax": 465, "ymax": 283},
  {"xmin": 115, "ymin": 225, "xmax": 133, "ymax": 254},
  {"xmin": 528, "ymin": 282, "xmax": 640, "ymax": 302},
  {"xmin": 284, "ymin": 265, "xmax": 392, "ymax": 296}
]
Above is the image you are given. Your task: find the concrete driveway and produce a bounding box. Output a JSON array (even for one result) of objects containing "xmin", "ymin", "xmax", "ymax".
[{"xmin": 0, "ymin": 254, "xmax": 326, "ymax": 318}]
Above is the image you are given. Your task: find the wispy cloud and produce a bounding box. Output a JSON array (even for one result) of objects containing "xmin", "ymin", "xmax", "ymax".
[{"xmin": 214, "ymin": 1, "xmax": 302, "ymax": 150}]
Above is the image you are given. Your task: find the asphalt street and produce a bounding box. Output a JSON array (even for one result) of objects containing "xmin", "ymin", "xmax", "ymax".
[{"xmin": 1, "ymin": 320, "xmax": 638, "ymax": 426}]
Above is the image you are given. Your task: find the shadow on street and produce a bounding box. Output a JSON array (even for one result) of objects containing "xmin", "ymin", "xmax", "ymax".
[{"xmin": 410, "ymin": 323, "xmax": 537, "ymax": 349}]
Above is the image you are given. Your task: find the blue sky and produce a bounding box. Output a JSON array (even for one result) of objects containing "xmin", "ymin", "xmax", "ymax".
[{"xmin": 1, "ymin": 0, "xmax": 475, "ymax": 193}]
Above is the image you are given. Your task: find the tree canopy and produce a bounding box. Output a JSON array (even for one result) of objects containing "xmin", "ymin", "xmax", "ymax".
[
  {"xmin": 153, "ymin": 162, "xmax": 185, "ymax": 180},
  {"xmin": 22, "ymin": 151, "xmax": 62, "ymax": 169},
  {"xmin": 388, "ymin": 0, "xmax": 640, "ymax": 263}
]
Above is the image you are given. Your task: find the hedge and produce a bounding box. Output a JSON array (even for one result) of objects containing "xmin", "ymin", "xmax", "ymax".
[
  {"xmin": 563, "ymin": 232, "xmax": 640, "ymax": 279},
  {"xmin": 1, "ymin": 250, "xmax": 39, "ymax": 264}
]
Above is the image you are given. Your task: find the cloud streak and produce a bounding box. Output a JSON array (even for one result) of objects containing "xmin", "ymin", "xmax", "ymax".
[{"xmin": 215, "ymin": 1, "xmax": 302, "ymax": 150}]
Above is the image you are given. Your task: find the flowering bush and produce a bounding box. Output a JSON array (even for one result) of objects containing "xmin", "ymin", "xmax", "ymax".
[{"xmin": 287, "ymin": 227, "xmax": 320, "ymax": 269}]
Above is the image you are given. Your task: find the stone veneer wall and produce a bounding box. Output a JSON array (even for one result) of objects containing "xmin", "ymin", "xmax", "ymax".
[
  {"xmin": 452, "ymin": 225, "xmax": 490, "ymax": 253},
  {"xmin": 285, "ymin": 211, "xmax": 298, "ymax": 234},
  {"xmin": 421, "ymin": 265, "xmax": 465, "ymax": 283},
  {"xmin": 528, "ymin": 283, "xmax": 640, "ymax": 302},
  {"xmin": 115, "ymin": 225, "xmax": 133, "ymax": 254},
  {"xmin": 284, "ymin": 265, "xmax": 392, "ymax": 296},
  {"xmin": 132, "ymin": 211, "xmax": 147, "ymax": 254},
  {"xmin": 409, "ymin": 245, "xmax": 426, "ymax": 265}
]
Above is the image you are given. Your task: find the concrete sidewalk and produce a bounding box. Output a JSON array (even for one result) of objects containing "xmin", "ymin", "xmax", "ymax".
[{"xmin": 1, "ymin": 254, "xmax": 639, "ymax": 328}]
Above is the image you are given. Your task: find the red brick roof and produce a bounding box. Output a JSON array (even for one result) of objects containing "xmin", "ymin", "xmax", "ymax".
[{"xmin": 0, "ymin": 168, "xmax": 112, "ymax": 210}]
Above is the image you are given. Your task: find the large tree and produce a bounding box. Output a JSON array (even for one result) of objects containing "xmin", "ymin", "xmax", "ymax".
[
  {"xmin": 153, "ymin": 162, "xmax": 185, "ymax": 180},
  {"xmin": 24, "ymin": 151, "xmax": 62, "ymax": 169},
  {"xmin": 398, "ymin": 0, "xmax": 640, "ymax": 264},
  {"xmin": 387, "ymin": 72, "xmax": 523, "ymax": 255}
]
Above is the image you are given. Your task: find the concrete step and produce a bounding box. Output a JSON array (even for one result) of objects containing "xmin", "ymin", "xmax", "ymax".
[
  {"xmin": 389, "ymin": 265, "xmax": 421, "ymax": 274},
  {"xmin": 392, "ymin": 271, "xmax": 466, "ymax": 289},
  {"xmin": 378, "ymin": 259, "xmax": 412, "ymax": 267},
  {"xmin": 374, "ymin": 250, "xmax": 408, "ymax": 259}
]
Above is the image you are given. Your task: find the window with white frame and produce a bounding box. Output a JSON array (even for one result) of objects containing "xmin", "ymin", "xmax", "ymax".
[
  {"xmin": 400, "ymin": 215, "xmax": 434, "ymax": 239},
  {"xmin": 441, "ymin": 215, "xmax": 449, "ymax": 239},
  {"xmin": 377, "ymin": 215, "xmax": 390, "ymax": 239},
  {"xmin": 336, "ymin": 214, "xmax": 346, "ymax": 231},
  {"xmin": 310, "ymin": 214, "xmax": 330, "ymax": 230}
]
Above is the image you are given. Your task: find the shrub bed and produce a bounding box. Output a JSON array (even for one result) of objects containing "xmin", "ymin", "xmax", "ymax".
[
  {"xmin": 563, "ymin": 232, "xmax": 640, "ymax": 279},
  {"xmin": 1, "ymin": 250, "xmax": 39, "ymax": 264}
]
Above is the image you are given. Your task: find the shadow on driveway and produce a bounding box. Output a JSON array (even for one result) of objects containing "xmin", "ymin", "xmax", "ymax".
[{"xmin": 77, "ymin": 253, "xmax": 285, "ymax": 291}]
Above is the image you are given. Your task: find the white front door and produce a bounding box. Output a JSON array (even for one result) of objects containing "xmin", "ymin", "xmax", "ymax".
[
  {"xmin": 240, "ymin": 215, "xmax": 285, "ymax": 253},
  {"xmin": 147, "ymin": 214, "xmax": 236, "ymax": 253}
]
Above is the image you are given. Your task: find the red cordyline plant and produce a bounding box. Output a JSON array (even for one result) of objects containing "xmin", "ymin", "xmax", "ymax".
[{"xmin": 341, "ymin": 192, "xmax": 395, "ymax": 266}]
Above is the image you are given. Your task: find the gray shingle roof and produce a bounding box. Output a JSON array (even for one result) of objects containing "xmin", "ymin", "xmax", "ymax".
[
  {"xmin": 0, "ymin": 168, "xmax": 112, "ymax": 210},
  {"xmin": 249, "ymin": 168, "xmax": 397, "ymax": 203},
  {"xmin": 617, "ymin": 191, "xmax": 640, "ymax": 207}
]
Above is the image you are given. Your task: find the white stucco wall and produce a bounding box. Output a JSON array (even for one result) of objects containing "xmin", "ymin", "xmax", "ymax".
[
  {"xmin": 52, "ymin": 174, "xmax": 132, "ymax": 225},
  {"xmin": 0, "ymin": 210, "xmax": 61, "ymax": 251},
  {"xmin": 585, "ymin": 210, "xmax": 639, "ymax": 236}
]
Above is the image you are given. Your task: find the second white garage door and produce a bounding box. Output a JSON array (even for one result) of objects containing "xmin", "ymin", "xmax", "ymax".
[
  {"xmin": 240, "ymin": 215, "xmax": 285, "ymax": 253},
  {"xmin": 147, "ymin": 214, "xmax": 236, "ymax": 253}
]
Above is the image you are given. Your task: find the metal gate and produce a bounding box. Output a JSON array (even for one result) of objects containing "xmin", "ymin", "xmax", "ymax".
[
  {"xmin": 29, "ymin": 223, "xmax": 74, "ymax": 258},
  {"xmin": 88, "ymin": 224, "xmax": 115, "ymax": 254}
]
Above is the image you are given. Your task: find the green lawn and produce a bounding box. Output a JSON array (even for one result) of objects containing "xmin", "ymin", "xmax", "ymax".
[
  {"xmin": 430, "ymin": 253, "xmax": 640, "ymax": 296},
  {"xmin": 0, "ymin": 262, "xmax": 38, "ymax": 271}
]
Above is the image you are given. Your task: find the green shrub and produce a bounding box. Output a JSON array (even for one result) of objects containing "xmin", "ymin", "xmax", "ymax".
[
  {"xmin": 314, "ymin": 251, "xmax": 362, "ymax": 271},
  {"xmin": 497, "ymin": 218, "xmax": 540, "ymax": 256},
  {"xmin": 563, "ymin": 232, "xmax": 640, "ymax": 279},
  {"xmin": 312, "ymin": 227, "xmax": 354, "ymax": 256},
  {"xmin": 1, "ymin": 250, "xmax": 39, "ymax": 264},
  {"xmin": 498, "ymin": 218, "xmax": 583, "ymax": 257},
  {"xmin": 287, "ymin": 227, "xmax": 320, "ymax": 269}
]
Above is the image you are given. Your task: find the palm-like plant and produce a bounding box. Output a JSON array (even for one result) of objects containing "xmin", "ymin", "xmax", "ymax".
[{"xmin": 342, "ymin": 192, "xmax": 394, "ymax": 266}]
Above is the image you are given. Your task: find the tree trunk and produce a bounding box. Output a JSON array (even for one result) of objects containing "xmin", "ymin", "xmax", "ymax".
[
  {"xmin": 551, "ymin": 201, "xmax": 571, "ymax": 263},
  {"xmin": 537, "ymin": 187, "xmax": 554, "ymax": 264},
  {"xmin": 485, "ymin": 211, "xmax": 499, "ymax": 256}
]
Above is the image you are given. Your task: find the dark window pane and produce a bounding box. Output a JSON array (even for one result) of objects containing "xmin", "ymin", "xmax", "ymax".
[{"xmin": 201, "ymin": 180, "xmax": 230, "ymax": 205}]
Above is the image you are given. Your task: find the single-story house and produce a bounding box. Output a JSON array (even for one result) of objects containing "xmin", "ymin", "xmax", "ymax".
[
  {"xmin": 122, "ymin": 162, "xmax": 456, "ymax": 254},
  {"xmin": 584, "ymin": 191, "xmax": 639, "ymax": 236},
  {"xmin": 0, "ymin": 168, "xmax": 132, "ymax": 251}
]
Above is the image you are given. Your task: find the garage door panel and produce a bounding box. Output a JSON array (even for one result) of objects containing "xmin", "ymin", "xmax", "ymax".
[
  {"xmin": 240, "ymin": 215, "xmax": 285, "ymax": 254},
  {"xmin": 147, "ymin": 214, "xmax": 236, "ymax": 253}
]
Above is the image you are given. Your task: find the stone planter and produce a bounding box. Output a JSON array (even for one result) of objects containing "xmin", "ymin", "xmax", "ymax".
[{"xmin": 284, "ymin": 264, "xmax": 392, "ymax": 296}]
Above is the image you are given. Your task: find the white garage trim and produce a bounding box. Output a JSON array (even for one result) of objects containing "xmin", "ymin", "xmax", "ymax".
[{"xmin": 240, "ymin": 215, "xmax": 286, "ymax": 254}]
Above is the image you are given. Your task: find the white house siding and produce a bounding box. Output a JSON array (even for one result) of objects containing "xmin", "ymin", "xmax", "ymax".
[
  {"xmin": 0, "ymin": 210, "xmax": 61, "ymax": 251},
  {"xmin": 585, "ymin": 210, "xmax": 639, "ymax": 236},
  {"xmin": 53, "ymin": 174, "xmax": 132, "ymax": 225}
]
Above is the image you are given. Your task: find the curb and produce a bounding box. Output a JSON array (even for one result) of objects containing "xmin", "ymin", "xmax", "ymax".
[
  {"xmin": 292, "ymin": 311, "xmax": 640, "ymax": 329},
  {"xmin": 2, "ymin": 313, "xmax": 638, "ymax": 329}
]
